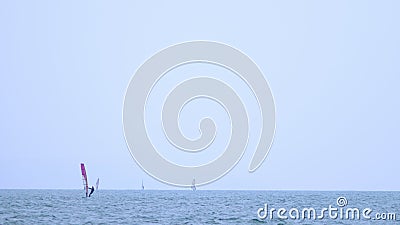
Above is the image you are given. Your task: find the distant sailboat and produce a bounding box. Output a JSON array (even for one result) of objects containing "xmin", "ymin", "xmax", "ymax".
[
  {"xmin": 191, "ymin": 178, "xmax": 196, "ymax": 191},
  {"xmin": 141, "ymin": 180, "xmax": 144, "ymax": 190}
]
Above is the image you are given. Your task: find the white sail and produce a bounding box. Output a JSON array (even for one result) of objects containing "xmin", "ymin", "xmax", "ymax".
[{"xmin": 96, "ymin": 178, "xmax": 99, "ymax": 190}]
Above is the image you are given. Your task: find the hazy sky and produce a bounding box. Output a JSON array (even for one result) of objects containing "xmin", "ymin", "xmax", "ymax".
[{"xmin": 1, "ymin": 1, "xmax": 399, "ymax": 190}]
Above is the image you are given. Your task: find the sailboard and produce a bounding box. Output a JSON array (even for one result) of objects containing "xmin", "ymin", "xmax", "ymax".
[
  {"xmin": 80, "ymin": 163, "xmax": 89, "ymax": 197},
  {"xmin": 141, "ymin": 180, "xmax": 144, "ymax": 190}
]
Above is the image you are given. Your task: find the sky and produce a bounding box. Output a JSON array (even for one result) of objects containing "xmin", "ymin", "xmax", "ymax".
[{"xmin": 0, "ymin": 1, "xmax": 399, "ymax": 190}]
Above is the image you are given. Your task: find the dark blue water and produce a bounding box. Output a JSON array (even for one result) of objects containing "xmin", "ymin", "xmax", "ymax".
[{"xmin": 0, "ymin": 190, "xmax": 399, "ymax": 224}]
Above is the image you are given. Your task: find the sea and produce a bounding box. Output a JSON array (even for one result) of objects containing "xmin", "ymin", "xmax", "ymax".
[{"xmin": 0, "ymin": 190, "xmax": 399, "ymax": 224}]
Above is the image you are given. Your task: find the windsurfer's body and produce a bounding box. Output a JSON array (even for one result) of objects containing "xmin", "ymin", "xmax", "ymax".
[{"xmin": 89, "ymin": 186, "xmax": 95, "ymax": 197}]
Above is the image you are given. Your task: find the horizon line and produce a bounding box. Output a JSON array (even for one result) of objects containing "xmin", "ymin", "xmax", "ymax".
[{"xmin": 0, "ymin": 188, "xmax": 399, "ymax": 192}]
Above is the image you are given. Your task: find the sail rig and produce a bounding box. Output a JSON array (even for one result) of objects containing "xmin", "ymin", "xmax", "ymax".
[{"xmin": 80, "ymin": 163, "xmax": 89, "ymax": 197}]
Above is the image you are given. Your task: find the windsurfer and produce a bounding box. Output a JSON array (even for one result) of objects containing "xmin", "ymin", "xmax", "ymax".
[{"xmin": 89, "ymin": 186, "xmax": 95, "ymax": 197}]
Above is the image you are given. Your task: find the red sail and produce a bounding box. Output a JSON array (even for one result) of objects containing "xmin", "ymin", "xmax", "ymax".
[{"xmin": 80, "ymin": 163, "xmax": 88, "ymax": 197}]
